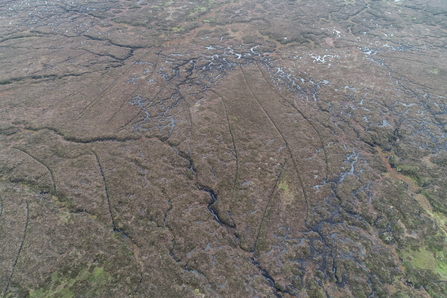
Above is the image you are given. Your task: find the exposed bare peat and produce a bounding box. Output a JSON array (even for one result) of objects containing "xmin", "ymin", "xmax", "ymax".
[{"xmin": 1, "ymin": 0, "xmax": 447, "ymax": 297}]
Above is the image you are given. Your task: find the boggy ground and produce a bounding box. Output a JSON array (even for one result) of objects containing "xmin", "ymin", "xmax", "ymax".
[{"xmin": 1, "ymin": 0, "xmax": 447, "ymax": 297}]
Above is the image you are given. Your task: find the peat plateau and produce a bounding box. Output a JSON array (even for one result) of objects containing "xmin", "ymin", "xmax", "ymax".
[{"xmin": 1, "ymin": 0, "xmax": 447, "ymax": 297}]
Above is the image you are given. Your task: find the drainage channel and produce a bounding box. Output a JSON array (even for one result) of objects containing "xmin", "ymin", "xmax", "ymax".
[{"xmin": 197, "ymin": 186, "xmax": 235, "ymax": 229}]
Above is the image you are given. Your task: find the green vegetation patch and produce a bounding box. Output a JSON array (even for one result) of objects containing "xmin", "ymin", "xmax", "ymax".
[
  {"xmin": 29, "ymin": 265, "xmax": 111, "ymax": 298},
  {"xmin": 278, "ymin": 181, "xmax": 289, "ymax": 192},
  {"xmin": 395, "ymin": 164, "xmax": 430, "ymax": 187},
  {"xmin": 423, "ymin": 190, "xmax": 447, "ymax": 215},
  {"xmin": 401, "ymin": 247, "xmax": 447, "ymax": 281}
]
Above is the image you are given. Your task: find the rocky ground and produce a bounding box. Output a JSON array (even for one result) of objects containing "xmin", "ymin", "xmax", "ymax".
[{"xmin": 1, "ymin": 0, "xmax": 447, "ymax": 297}]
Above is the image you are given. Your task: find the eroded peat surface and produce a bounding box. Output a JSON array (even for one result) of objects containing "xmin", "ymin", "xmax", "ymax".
[{"xmin": 1, "ymin": 0, "xmax": 447, "ymax": 297}]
